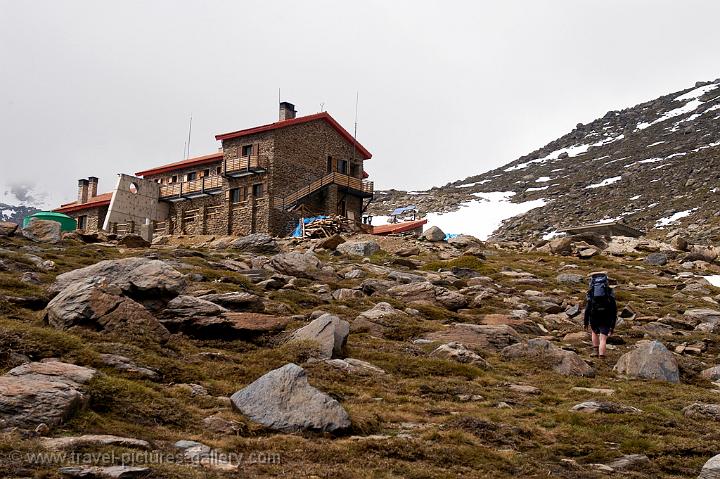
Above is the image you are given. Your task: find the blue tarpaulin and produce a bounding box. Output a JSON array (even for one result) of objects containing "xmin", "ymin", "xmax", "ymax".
[
  {"xmin": 444, "ymin": 233, "xmax": 459, "ymax": 241},
  {"xmin": 390, "ymin": 205, "xmax": 417, "ymax": 216},
  {"xmin": 292, "ymin": 216, "xmax": 329, "ymax": 237}
]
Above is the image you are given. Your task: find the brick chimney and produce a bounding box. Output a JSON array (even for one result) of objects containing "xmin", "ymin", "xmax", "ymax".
[
  {"xmin": 279, "ymin": 102, "xmax": 296, "ymax": 121},
  {"xmin": 88, "ymin": 176, "xmax": 98, "ymax": 198},
  {"xmin": 78, "ymin": 179, "xmax": 89, "ymax": 204}
]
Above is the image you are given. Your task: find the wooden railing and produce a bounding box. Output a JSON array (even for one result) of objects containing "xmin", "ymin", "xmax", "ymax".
[
  {"xmin": 223, "ymin": 155, "xmax": 262, "ymax": 174},
  {"xmin": 160, "ymin": 175, "xmax": 223, "ymax": 198},
  {"xmin": 273, "ymin": 172, "xmax": 373, "ymax": 210}
]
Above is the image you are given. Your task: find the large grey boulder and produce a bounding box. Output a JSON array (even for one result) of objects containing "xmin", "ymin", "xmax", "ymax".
[
  {"xmin": 22, "ymin": 219, "xmax": 62, "ymax": 243},
  {"xmin": 502, "ymin": 338, "xmax": 594, "ymax": 377},
  {"xmin": 289, "ymin": 314, "xmax": 349, "ymax": 359},
  {"xmin": 49, "ymin": 257, "xmax": 186, "ymax": 297},
  {"xmin": 336, "ymin": 240, "xmax": 381, "ymax": 257},
  {"xmin": 0, "ymin": 361, "xmax": 97, "ymax": 431},
  {"xmin": 230, "ymin": 363, "xmax": 350, "ymax": 432},
  {"xmin": 699, "ymin": 454, "xmax": 720, "ymax": 478},
  {"xmin": 425, "ymin": 323, "xmax": 521, "ymax": 351},
  {"xmin": 430, "ymin": 342, "xmax": 489, "ymax": 368},
  {"xmin": 613, "ymin": 340, "xmax": 679, "ymax": 383},
  {"xmin": 645, "ymin": 252, "xmax": 669, "ymax": 266},
  {"xmin": 269, "ymin": 252, "xmax": 327, "ymax": 279},
  {"xmin": 422, "ymin": 226, "xmax": 446, "ymax": 242},
  {"xmin": 229, "ymin": 233, "xmax": 279, "ymax": 254},
  {"xmin": 44, "ymin": 279, "xmax": 170, "ymax": 341}
]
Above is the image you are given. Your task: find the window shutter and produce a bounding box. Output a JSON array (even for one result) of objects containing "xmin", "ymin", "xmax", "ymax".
[{"xmin": 252, "ymin": 143, "xmax": 259, "ymax": 156}]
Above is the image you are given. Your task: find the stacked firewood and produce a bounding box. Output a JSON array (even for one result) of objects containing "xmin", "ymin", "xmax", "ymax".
[{"xmin": 300, "ymin": 216, "xmax": 354, "ymax": 238}]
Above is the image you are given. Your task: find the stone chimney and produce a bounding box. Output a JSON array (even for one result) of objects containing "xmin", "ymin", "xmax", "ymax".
[
  {"xmin": 78, "ymin": 179, "xmax": 89, "ymax": 204},
  {"xmin": 279, "ymin": 102, "xmax": 297, "ymax": 121},
  {"xmin": 88, "ymin": 177, "xmax": 98, "ymax": 198}
]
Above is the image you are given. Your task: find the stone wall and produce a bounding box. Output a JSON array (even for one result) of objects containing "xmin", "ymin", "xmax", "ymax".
[{"xmin": 66, "ymin": 206, "xmax": 108, "ymax": 233}]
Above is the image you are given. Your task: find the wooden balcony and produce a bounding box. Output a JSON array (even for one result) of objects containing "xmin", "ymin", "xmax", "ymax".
[
  {"xmin": 159, "ymin": 175, "xmax": 223, "ymax": 200},
  {"xmin": 222, "ymin": 155, "xmax": 266, "ymax": 177},
  {"xmin": 273, "ymin": 172, "xmax": 374, "ymax": 210}
]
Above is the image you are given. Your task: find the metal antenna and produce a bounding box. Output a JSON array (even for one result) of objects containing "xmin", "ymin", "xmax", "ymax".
[
  {"xmin": 351, "ymin": 91, "xmax": 359, "ymax": 164},
  {"xmin": 186, "ymin": 114, "xmax": 193, "ymax": 159}
]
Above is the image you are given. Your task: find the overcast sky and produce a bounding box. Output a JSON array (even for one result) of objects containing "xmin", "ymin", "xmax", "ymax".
[{"xmin": 1, "ymin": 0, "xmax": 719, "ymax": 207}]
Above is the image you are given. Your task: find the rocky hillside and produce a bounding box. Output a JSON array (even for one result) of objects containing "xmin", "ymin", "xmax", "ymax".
[
  {"xmin": 3, "ymin": 221, "xmax": 720, "ymax": 477},
  {"xmin": 0, "ymin": 202, "xmax": 39, "ymax": 225},
  {"xmin": 370, "ymin": 78, "xmax": 720, "ymax": 243}
]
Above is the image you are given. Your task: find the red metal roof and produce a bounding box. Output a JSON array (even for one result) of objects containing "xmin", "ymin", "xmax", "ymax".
[
  {"xmin": 215, "ymin": 112, "xmax": 372, "ymax": 160},
  {"xmin": 54, "ymin": 192, "xmax": 113, "ymax": 214},
  {"xmin": 135, "ymin": 151, "xmax": 224, "ymax": 177},
  {"xmin": 372, "ymin": 219, "xmax": 428, "ymax": 235}
]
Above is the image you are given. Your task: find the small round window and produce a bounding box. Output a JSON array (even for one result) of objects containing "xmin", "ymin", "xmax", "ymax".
[{"xmin": 129, "ymin": 182, "xmax": 139, "ymax": 194}]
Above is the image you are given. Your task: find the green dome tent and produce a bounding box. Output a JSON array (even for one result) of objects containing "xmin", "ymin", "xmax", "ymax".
[{"xmin": 23, "ymin": 212, "xmax": 77, "ymax": 232}]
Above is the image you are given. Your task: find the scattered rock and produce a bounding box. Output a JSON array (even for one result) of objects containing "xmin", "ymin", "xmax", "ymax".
[
  {"xmin": 289, "ymin": 313, "xmax": 349, "ymax": 359},
  {"xmin": 58, "ymin": 465, "xmax": 150, "ymax": 478},
  {"xmin": 699, "ymin": 453, "xmax": 720, "ymax": 479},
  {"xmin": 0, "ymin": 221, "xmax": 18, "ymax": 236},
  {"xmin": 42, "ymin": 434, "xmax": 151, "ymax": 450},
  {"xmin": 571, "ymin": 387, "xmax": 615, "ymax": 396},
  {"xmin": 269, "ymin": 252, "xmax": 329, "ymax": 279},
  {"xmin": 557, "ymin": 273, "xmax": 584, "ymax": 283},
  {"xmin": 336, "ymin": 240, "xmax": 381, "ymax": 257},
  {"xmin": 230, "ymin": 363, "xmax": 350, "ymax": 432},
  {"xmin": 645, "ymin": 252, "xmax": 669, "ymax": 266},
  {"xmin": 501, "ymin": 338, "xmax": 594, "ymax": 377},
  {"xmin": 605, "ymin": 454, "xmax": 650, "ymax": 471},
  {"xmin": 570, "ymin": 400, "xmax": 642, "ymax": 414},
  {"xmin": 325, "ymin": 358, "xmax": 386, "ymax": 375},
  {"xmin": 117, "ymin": 234, "xmax": 150, "ymax": 248},
  {"xmin": 99, "ymin": 354, "xmax": 159, "ymax": 380},
  {"xmin": 683, "ymin": 403, "xmax": 720, "ymax": 421},
  {"xmin": 508, "ymin": 384, "xmax": 541, "ymax": 395},
  {"xmin": 426, "ymin": 324, "xmax": 521, "ymax": 351},
  {"xmin": 22, "ymin": 219, "xmax": 62, "ymax": 243},
  {"xmin": 422, "ymin": 226, "xmax": 445, "ymax": 242},
  {"xmin": 229, "ymin": 233, "xmax": 279, "ymax": 253},
  {"xmin": 613, "ymin": 340, "xmax": 679, "ymax": 383},
  {"xmin": 430, "ymin": 342, "xmax": 490, "ymax": 368},
  {"xmin": 318, "ymin": 234, "xmax": 346, "ymax": 251}
]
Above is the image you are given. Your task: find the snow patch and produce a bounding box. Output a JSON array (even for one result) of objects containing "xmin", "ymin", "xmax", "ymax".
[
  {"xmin": 704, "ymin": 275, "xmax": 720, "ymax": 288},
  {"xmin": 535, "ymin": 177, "xmax": 551, "ymax": 183},
  {"xmin": 586, "ymin": 176, "xmax": 622, "ymax": 189},
  {"xmin": 636, "ymin": 99, "xmax": 704, "ymax": 130},
  {"xmin": 655, "ymin": 209, "xmax": 696, "ymax": 228},
  {"xmin": 424, "ymin": 191, "xmax": 546, "ymax": 240},
  {"xmin": 674, "ymin": 83, "xmax": 719, "ymax": 101}
]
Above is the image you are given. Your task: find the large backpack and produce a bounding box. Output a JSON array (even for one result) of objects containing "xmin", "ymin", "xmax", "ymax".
[{"xmin": 588, "ymin": 274, "xmax": 612, "ymax": 317}]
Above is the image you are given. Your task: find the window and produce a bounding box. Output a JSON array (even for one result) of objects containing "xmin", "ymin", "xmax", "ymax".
[
  {"xmin": 77, "ymin": 216, "xmax": 87, "ymax": 230},
  {"xmin": 327, "ymin": 156, "xmax": 333, "ymax": 173},
  {"xmin": 230, "ymin": 188, "xmax": 241, "ymax": 203},
  {"xmin": 216, "ymin": 166, "xmax": 222, "ymax": 175},
  {"xmin": 171, "ymin": 175, "xmax": 177, "ymax": 183},
  {"xmin": 351, "ymin": 163, "xmax": 360, "ymax": 177},
  {"xmin": 252, "ymin": 183, "xmax": 264, "ymax": 198},
  {"xmin": 242, "ymin": 186, "xmax": 248, "ymax": 201},
  {"xmin": 202, "ymin": 168, "xmax": 210, "ymax": 177},
  {"xmin": 187, "ymin": 172, "xmax": 197, "ymax": 181},
  {"xmin": 337, "ymin": 159, "xmax": 348, "ymax": 174},
  {"xmin": 241, "ymin": 145, "xmax": 253, "ymax": 157}
]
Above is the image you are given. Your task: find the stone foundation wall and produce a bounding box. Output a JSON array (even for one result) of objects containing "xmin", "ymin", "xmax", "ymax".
[{"xmin": 66, "ymin": 206, "xmax": 108, "ymax": 233}]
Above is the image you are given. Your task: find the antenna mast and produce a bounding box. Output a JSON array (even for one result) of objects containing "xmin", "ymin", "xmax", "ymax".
[
  {"xmin": 186, "ymin": 114, "xmax": 193, "ymax": 159},
  {"xmin": 352, "ymin": 91, "xmax": 359, "ymax": 164}
]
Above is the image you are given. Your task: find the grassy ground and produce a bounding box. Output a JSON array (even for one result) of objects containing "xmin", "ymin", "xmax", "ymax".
[{"xmin": 0, "ymin": 234, "xmax": 718, "ymax": 478}]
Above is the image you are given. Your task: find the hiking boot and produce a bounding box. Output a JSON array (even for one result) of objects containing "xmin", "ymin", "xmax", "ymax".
[{"xmin": 591, "ymin": 347, "xmax": 599, "ymax": 357}]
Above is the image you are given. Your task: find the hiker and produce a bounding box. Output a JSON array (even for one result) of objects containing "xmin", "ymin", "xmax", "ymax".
[{"xmin": 583, "ymin": 271, "xmax": 617, "ymax": 358}]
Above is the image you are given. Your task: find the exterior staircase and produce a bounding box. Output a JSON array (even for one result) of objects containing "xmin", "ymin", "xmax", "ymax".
[{"xmin": 272, "ymin": 172, "xmax": 373, "ymax": 210}]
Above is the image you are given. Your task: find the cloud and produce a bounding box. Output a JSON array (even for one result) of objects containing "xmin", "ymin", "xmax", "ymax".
[{"xmin": 2, "ymin": 182, "xmax": 49, "ymax": 207}]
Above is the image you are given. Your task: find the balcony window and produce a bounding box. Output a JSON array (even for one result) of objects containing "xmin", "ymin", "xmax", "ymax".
[
  {"xmin": 171, "ymin": 175, "xmax": 177, "ymax": 183},
  {"xmin": 202, "ymin": 168, "xmax": 210, "ymax": 177},
  {"xmin": 241, "ymin": 145, "xmax": 253, "ymax": 157},
  {"xmin": 337, "ymin": 159, "xmax": 348, "ymax": 174},
  {"xmin": 216, "ymin": 166, "xmax": 222, "ymax": 175},
  {"xmin": 187, "ymin": 172, "xmax": 197, "ymax": 181},
  {"xmin": 252, "ymin": 183, "xmax": 264, "ymax": 198},
  {"xmin": 327, "ymin": 156, "xmax": 333, "ymax": 173}
]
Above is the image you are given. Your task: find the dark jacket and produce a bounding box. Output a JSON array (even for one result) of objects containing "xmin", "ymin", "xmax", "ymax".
[{"xmin": 583, "ymin": 288, "xmax": 617, "ymax": 330}]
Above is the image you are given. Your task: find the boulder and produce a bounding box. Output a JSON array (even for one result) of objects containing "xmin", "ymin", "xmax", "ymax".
[
  {"xmin": 49, "ymin": 257, "xmax": 185, "ymax": 298},
  {"xmin": 22, "ymin": 219, "xmax": 62, "ymax": 243},
  {"xmin": 685, "ymin": 309, "xmax": 720, "ymax": 332},
  {"xmin": 198, "ymin": 292, "xmax": 264, "ymax": 312},
  {"xmin": 645, "ymin": 252, "xmax": 669, "ymax": 266},
  {"xmin": 269, "ymin": 252, "xmax": 327, "ymax": 279},
  {"xmin": 163, "ymin": 295, "xmax": 228, "ymax": 318},
  {"xmin": 502, "ymin": 338, "xmax": 594, "ymax": 377},
  {"xmin": 229, "ymin": 233, "xmax": 278, "ymax": 253},
  {"xmin": 164, "ymin": 312, "xmax": 289, "ymax": 339},
  {"xmin": 605, "ymin": 454, "xmax": 650, "ymax": 472},
  {"xmin": 325, "ymin": 358, "xmax": 386, "ymax": 375},
  {"xmin": 336, "ymin": 240, "xmax": 381, "ymax": 257},
  {"xmin": 317, "ymin": 234, "xmax": 346, "ymax": 251},
  {"xmin": 685, "ymin": 248, "xmax": 718, "ymax": 263},
  {"xmin": 548, "ymin": 237, "xmax": 573, "ymax": 255},
  {"xmin": 230, "ymin": 363, "xmax": 350, "ymax": 432},
  {"xmin": 447, "ymin": 234, "xmax": 483, "ymax": 248},
  {"xmin": 422, "ymin": 226, "xmax": 446, "ymax": 242},
  {"xmin": 396, "ymin": 246, "xmax": 421, "ymax": 257},
  {"xmin": 699, "ymin": 454, "xmax": 720, "ymax": 479},
  {"xmin": 99, "ymin": 354, "xmax": 159, "ymax": 380},
  {"xmin": 0, "ymin": 221, "xmax": 18, "ymax": 236},
  {"xmin": 117, "ymin": 234, "xmax": 150, "ymax": 248},
  {"xmin": 430, "ymin": 342, "xmax": 489, "ymax": 368},
  {"xmin": 613, "ymin": 340, "xmax": 679, "ymax": 383},
  {"xmin": 387, "ymin": 281, "xmax": 437, "ymax": 303},
  {"xmin": 42, "ymin": 434, "xmax": 151, "ymax": 450},
  {"xmin": 0, "ymin": 361, "xmax": 97, "ymax": 430},
  {"xmin": 570, "ymin": 401, "xmax": 642, "ymax": 414},
  {"xmin": 332, "ymin": 288, "xmax": 364, "ymax": 301},
  {"xmin": 670, "ymin": 236, "xmax": 690, "ymax": 251},
  {"xmin": 683, "ymin": 403, "xmax": 720, "ymax": 421},
  {"xmin": 425, "ymin": 323, "xmax": 520, "ymax": 351},
  {"xmin": 557, "ymin": 273, "xmax": 584, "ymax": 284},
  {"xmin": 289, "ymin": 314, "xmax": 349, "ymax": 359},
  {"xmin": 701, "ymin": 365, "xmax": 720, "ymax": 381},
  {"xmin": 44, "ymin": 279, "xmax": 170, "ymax": 342},
  {"xmin": 58, "ymin": 466, "xmax": 150, "ymax": 478}
]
